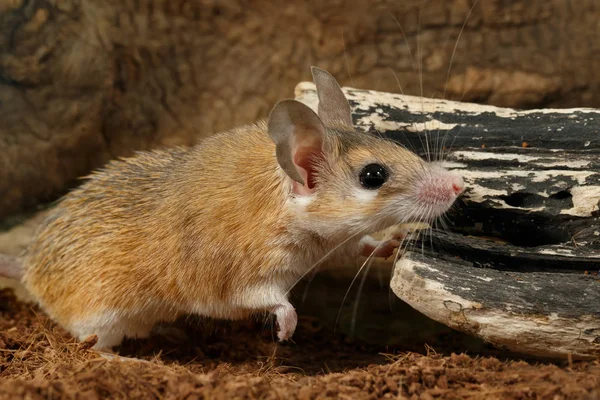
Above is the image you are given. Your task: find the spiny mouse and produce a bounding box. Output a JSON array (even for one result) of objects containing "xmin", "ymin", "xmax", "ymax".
[{"xmin": 0, "ymin": 67, "xmax": 464, "ymax": 350}]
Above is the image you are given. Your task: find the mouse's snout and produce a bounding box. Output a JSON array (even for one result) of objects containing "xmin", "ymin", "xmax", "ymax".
[{"xmin": 414, "ymin": 167, "xmax": 465, "ymax": 217}]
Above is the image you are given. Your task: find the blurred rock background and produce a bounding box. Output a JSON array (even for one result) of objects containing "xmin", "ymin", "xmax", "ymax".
[{"xmin": 2, "ymin": 0, "xmax": 599, "ymax": 219}]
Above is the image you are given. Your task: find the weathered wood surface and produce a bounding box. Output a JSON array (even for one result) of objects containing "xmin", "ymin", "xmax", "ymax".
[{"xmin": 296, "ymin": 82, "xmax": 600, "ymax": 359}]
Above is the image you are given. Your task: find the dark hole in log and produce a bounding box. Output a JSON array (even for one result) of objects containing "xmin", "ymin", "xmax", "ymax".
[
  {"xmin": 499, "ymin": 190, "xmax": 573, "ymax": 210},
  {"xmin": 550, "ymin": 190, "xmax": 573, "ymax": 200},
  {"xmin": 500, "ymin": 192, "xmax": 536, "ymax": 207},
  {"xmin": 419, "ymin": 230, "xmax": 600, "ymax": 273},
  {"xmin": 446, "ymin": 202, "xmax": 572, "ymax": 247}
]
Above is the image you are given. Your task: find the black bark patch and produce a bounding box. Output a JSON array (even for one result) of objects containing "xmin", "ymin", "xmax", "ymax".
[
  {"xmin": 349, "ymin": 99, "xmax": 600, "ymax": 158},
  {"xmin": 499, "ymin": 190, "xmax": 573, "ymax": 211},
  {"xmin": 405, "ymin": 251, "xmax": 600, "ymax": 319}
]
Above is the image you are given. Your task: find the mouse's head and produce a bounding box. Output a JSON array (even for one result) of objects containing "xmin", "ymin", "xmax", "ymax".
[{"xmin": 268, "ymin": 67, "xmax": 464, "ymax": 238}]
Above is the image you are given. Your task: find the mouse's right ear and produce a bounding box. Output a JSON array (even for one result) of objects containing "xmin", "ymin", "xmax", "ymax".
[
  {"xmin": 311, "ymin": 67, "xmax": 354, "ymax": 131},
  {"xmin": 268, "ymin": 99, "xmax": 326, "ymax": 196}
]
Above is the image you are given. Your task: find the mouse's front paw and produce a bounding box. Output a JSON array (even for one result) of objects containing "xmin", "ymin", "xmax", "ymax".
[
  {"xmin": 360, "ymin": 236, "xmax": 401, "ymax": 259},
  {"xmin": 273, "ymin": 302, "xmax": 297, "ymax": 342}
]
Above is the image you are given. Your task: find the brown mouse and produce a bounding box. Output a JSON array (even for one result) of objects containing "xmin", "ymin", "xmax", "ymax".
[{"xmin": 0, "ymin": 67, "xmax": 464, "ymax": 350}]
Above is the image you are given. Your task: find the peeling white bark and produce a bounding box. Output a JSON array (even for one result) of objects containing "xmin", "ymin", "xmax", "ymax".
[{"xmin": 295, "ymin": 81, "xmax": 600, "ymax": 119}]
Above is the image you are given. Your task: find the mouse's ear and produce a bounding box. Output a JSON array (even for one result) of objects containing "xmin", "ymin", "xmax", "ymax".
[
  {"xmin": 268, "ymin": 99, "xmax": 326, "ymax": 196},
  {"xmin": 311, "ymin": 66, "xmax": 353, "ymax": 130}
]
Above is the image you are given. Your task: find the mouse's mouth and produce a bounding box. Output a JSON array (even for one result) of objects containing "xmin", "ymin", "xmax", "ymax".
[
  {"xmin": 383, "ymin": 190, "xmax": 463, "ymax": 229},
  {"xmin": 416, "ymin": 197, "xmax": 461, "ymax": 221},
  {"xmin": 373, "ymin": 198, "xmax": 450, "ymax": 235}
]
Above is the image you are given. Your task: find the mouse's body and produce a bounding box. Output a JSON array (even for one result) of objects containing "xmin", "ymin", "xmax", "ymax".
[
  {"xmin": 6, "ymin": 68, "xmax": 464, "ymax": 349},
  {"xmin": 22, "ymin": 125, "xmax": 332, "ymax": 348}
]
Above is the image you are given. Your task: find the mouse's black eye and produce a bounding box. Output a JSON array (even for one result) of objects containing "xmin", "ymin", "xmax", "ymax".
[{"xmin": 359, "ymin": 163, "xmax": 388, "ymax": 189}]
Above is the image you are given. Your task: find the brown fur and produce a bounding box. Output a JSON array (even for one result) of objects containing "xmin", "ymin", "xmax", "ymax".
[
  {"xmin": 24, "ymin": 125, "xmax": 284, "ymax": 324},
  {"xmin": 21, "ymin": 119, "xmax": 430, "ymax": 341}
]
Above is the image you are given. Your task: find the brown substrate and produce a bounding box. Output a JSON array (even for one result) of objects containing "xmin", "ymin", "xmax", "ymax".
[{"xmin": 1, "ymin": 289, "xmax": 599, "ymax": 399}]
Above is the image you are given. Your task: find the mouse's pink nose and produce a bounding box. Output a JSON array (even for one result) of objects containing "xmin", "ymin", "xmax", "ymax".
[
  {"xmin": 416, "ymin": 170, "xmax": 465, "ymax": 206},
  {"xmin": 450, "ymin": 173, "xmax": 465, "ymax": 195},
  {"xmin": 452, "ymin": 181, "xmax": 464, "ymax": 195}
]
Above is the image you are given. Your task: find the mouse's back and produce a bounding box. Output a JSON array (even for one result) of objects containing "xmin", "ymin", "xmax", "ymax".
[{"xmin": 21, "ymin": 124, "xmax": 295, "ymax": 348}]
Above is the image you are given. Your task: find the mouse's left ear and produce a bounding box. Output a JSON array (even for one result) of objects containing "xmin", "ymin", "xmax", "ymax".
[
  {"xmin": 311, "ymin": 67, "xmax": 353, "ymax": 131},
  {"xmin": 268, "ymin": 99, "xmax": 326, "ymax": 196}
]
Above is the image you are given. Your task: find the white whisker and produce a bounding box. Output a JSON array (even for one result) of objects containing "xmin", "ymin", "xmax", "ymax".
[
  {"xmin": 416, "ymin": 2, "xmax": 431, "ymax": 162},
  {"xmin": 300, "ymin": 267, "xmax": 320, "ymax": 305},
  {"xmin": 341, "ymin": 29, "xmax": 355, "ymax": 88},
  {"xmin": 443, "ymin": 125, "xmax": 464, "ymax": 161},
  {"xmin": 285, "ymin": 232, "xmax": 363, "ymax": 297},
  {"xmin": 335, "ymin": 237, "xmax": 384, "ymax": 334},
  {"xmin": 349, "ymin": 241, "xmax": 381, "ymax": 337},
  {"xmin": 442, "ymin": 0, "xmax": 480, "ymax": 102}
]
